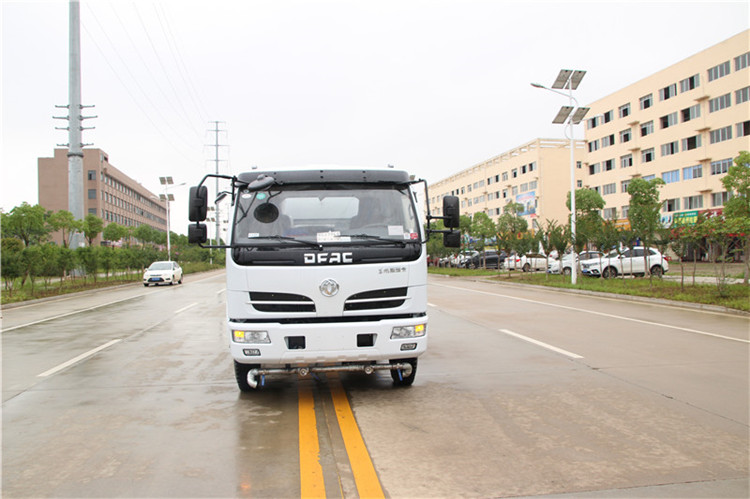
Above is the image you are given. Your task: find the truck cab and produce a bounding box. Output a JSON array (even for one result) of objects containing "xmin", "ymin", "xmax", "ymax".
[{"xmin": 188, "ymin": 167, "xmax": 459, "ymax": 391}]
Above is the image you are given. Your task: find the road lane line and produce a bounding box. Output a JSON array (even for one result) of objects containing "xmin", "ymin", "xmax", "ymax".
[
  {"xmin": 432, "ymin": 282, "xmax": 750, "ymax": 344},
  {"xmin": 329, "ymin": 378, "xmax": 385, "ymax": 499},
  {"xmin": 2, "ymin": 296, "xmax": 140, "ymax": 333},
  {"xmin": 175, "ymin": 303, "xmax": 198, "ymax": 314},
  {"xmin": 500, "ymin": 329, "xmax": 584, "ymax": 359},
  {"xmin": 37, "ymin": 339, "xmax": 122, "ymax": 377},
  {"xmin": 298, "ymin": 383, "xmax": 326, "ymax": 498}
]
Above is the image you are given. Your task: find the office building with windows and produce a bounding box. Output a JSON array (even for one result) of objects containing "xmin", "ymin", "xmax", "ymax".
[
  {"xmin": 583, "ymin": 29, "xmax": 749, "ymax": 226},
  {"xmin": 38, "ymin": 148, "xmax": 167, "ymax": 245},
  {"xmin": 428, "ymin": 138, "xmax": 586, "ymax": 231},
  {"xmin": 428, "ymin": 29, "xmax": 749, "ymax": 232}
]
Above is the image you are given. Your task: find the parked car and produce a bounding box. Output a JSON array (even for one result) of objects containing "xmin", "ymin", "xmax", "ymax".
[
  {"xmin": 580, "ymin": 247, "xmax": 669, "ymax": 278},
  {"xmin": 548, "ymin": 251, "xmax": 602, "ymax": 275},
  {"xmin": 467, "ymin": 250, "xmax": 505, "ymax": 269},
  {"xmin": 505, "ymin": 252, "xmax": 548, "ymax": 272},
  {"xmin": 143, "ymin": 261, "xmax": 183, "ymax": 286}
]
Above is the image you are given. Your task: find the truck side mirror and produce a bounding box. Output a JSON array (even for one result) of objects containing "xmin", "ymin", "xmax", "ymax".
[
  {"xmin": 443, "ymin": 231, "xmax": 460, "ymax": 248},
  {"xmin": 188, "ymin": 223, "xmax": 207, "ymax": 244},
  {"xmin": 189, "ymin": 186, "xmax": 208, "ymax": 222},
  {"xmin": 442, "ymin": 196, "xmax": 460, "ymax": 229}
]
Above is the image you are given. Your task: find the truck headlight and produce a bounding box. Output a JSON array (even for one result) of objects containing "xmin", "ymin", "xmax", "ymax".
[
  {"xmin": 233, "ymin": 330, "xmax": 270, "ymax": 343},
  {"xmin": 391, "ymin": 324, "xmax": 426, "ymax": 339}
]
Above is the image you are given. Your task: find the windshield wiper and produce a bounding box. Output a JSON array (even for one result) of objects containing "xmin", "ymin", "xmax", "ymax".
[
  {"xmin": 243, "ymin": 236, "xmax": 323, "ymax": 250},
  {"xmin": 347, "ymin": 234, "xmax": 408, "ymax": 247}
]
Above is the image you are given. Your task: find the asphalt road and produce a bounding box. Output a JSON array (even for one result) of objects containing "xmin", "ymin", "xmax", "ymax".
[{"xmin": 2, "ymin": 271, "xmax": 748, "ymax": 498}]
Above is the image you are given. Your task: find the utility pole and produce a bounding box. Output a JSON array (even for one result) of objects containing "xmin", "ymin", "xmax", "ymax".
[
  {"xmin": 54, "ymin": 0, "xmax": 96, "ymax": 250},
  {"xmin": 207, "ymin": 121, "xmax": 227, "ymax": 260}
]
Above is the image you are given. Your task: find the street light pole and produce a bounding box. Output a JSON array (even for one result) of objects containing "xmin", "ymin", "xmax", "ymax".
[
  {"xmin": 531, "ymin": 70, "xmax": 589, "ymax": 284},
  {"xmin": 159, "ymin": 177, "xmax": 185, "ymax": 261}
]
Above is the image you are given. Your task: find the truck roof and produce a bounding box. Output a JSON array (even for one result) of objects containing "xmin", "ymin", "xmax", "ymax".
[{"xmin": 237, "ymin": 168, "xmax": 412, "ymax": 186}]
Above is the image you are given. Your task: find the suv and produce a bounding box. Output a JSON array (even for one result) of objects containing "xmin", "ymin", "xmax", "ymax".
[
  {"xmin": 468, "ymin": 250, "xmax": 504, "ymax": 269},
  {"xmin": 548, "ymin": 251, "xmax": 602, "ymax": 276},
  {"xmin": 580, "ymin": 247, "xmax": 669, "ymax": 278}
]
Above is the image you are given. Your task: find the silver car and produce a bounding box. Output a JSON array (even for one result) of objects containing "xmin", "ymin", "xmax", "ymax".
[{"xmin": 143, "ymin": 261, "xmax": 183, "ymax": 286}]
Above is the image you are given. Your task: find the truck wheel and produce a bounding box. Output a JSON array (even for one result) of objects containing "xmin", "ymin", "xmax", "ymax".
[
  {"xmin": 390, "ymin": 358, "xmax": 417, "ymax": 387},
  {"xmin": 234, "ymin": 361, "xmax": 261, "ymax": 392}
]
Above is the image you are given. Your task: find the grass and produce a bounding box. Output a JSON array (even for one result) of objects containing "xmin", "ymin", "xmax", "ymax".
[
  {"xmin": 1, "ymin": 262, "xmax": 223, "ymax": 306},
  {"xmin": 429, "ymin": 265, "xmax": 750, "ymax": 313}
]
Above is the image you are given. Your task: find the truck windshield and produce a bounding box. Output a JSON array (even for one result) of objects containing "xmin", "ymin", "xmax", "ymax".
[{"xmin": 233, "ymin": 184, "xmax": 421, "ymax": 246}]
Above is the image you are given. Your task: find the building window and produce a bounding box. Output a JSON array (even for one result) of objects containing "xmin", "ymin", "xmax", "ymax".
[
  {"xmin": 601, "ymin": 134, "xmax": 615, "ymax": 147},
  {"xmin": 620, "ymin": 128, "xmax": 631, "ymax": 143},
  {"xmin": 619, "ymin": 103, "xmax": 631, "ymax": 118},
  {"xmin": 604, "ymin": 159, "xmax": 615, "ymax": 171},
  {"xmin": 707, "ymin": 61, "xmax": 730, "ymax": 81},
  {"xmin": 588, "ymin": 139, "xmax": 600, "ymax": 152},
  {"xmin": 682, "ymin": 135, "xmax": 701, "ymax": 151},
  {"xmin": 709, "ymin": 93, "xmax": 731, "ymax": 113},
  {"xmin": 512, "ymin": 186, "xmax": 518, "ymax": 196},
  {"xmin": 88, "ymin": 189, "xmax": 96, "ymax": 199},
  {"xmin": 577, "ymin": 180, "xmax": 583, "ymax": 188},
  {"xmin": 640, "ymin": 121, "xmax": 654, "ymax": 137},
  {"xmin": 512, "ymin": 169, "xmax": 518, "ymax": 178},
  {"xmin": 736, "ymin": 86, "xmax": 750, "ymax": 104},
  {"xmin": 589, "ymin": 163, "xmax": 601, "ymax": 175},
  {"xmin": 602, "ymin": 183, "xmax": 616, "ymax": 195},
  {"xmin": 659, "ymin": 83, "xmax": 677, "ymax": 101},
  {"xmin": 679, "ymin": 74, "xmax": 700, "ymax": 92},
  {"xmin": 621, "ymin": 180, "xmax": 630, "ymax": 193},
  {"xmin": 683, "ymin": 164, "xmax": 702, "ymax": 180},
  {"xmin": 710, "ymin": 158, "xmax": 732, "ymax": 175},
  {"xmin": 735, "ymin": 52, "xmax": 749, "ymax": 71},
  {"xmin": 662, "ymin": 169, "xmax": 680, "ymax": 184},
  {"xmin": 712, "ymin": 191, "xmax": 732, "ymax": 207},
  {"xmin": 661, "ymin": 141, "xmax": 679, "ymax": 156},
  {"xmin": 521, "ymin": 164, "xmax": 527, "ymax": 174},
  {"xmin": 529, "ymin": 162, "xmax": 536, "ymax": 172},
  {"xmin": 529, "ymin": 180, "xmax": 537, "ymax": 190},
  {"xmin": 737, "ymin": 120, "xmax": 750, "ymax": 137},
  {"xmin": 621, "ymin": 206, "xmax": 629, "ymax": 218},
  {"xmin": 501, "ymin": 172, "xmax": 508, "ymax": 182},
  {"xmin": 642, "ymin": 148, "xmax": 655, "ymax": 163},
  {"xmin": 663, "ymin": 198, "xmax": 680, "ymax": 212},
  {"xmin": 520, "ymin": 183, "xmax": 528, "ymax": 193},
  {"xmin": 620, "ymin": 154, "xmax": 633, "ymax": 168},
  {"xmin": 87, "ymin": 170, "xmax": 96, "ymax": 180},
  {"xmin": 643, "ymin": 175, "xmax": 655, "ymax": 181},
  {"xmin": 681, "ymin": 104, "xmax": 701, "ymax": 122},
  {"xmin": 710, "ymin": 125, "xmax": 732, "ymax": 144},
  {"xmin": 587, "ymin": 116, "xmax": 600, "ymax": 129},
  {"xmin": 684, "ymin": 195, "xmax": 703, "ymax": 210},
  {"xmin": 660, "ymin": 112, "xmax": 678, "ymax": 129},
  {"xmin": 603, "ymin": 207, "xmax": 617, "ymax": 220},
  {"xmin": 603, "ymin": 110, "xmax": 613, "ymax": 123},
  {"xmin": 639, "ymin": 94, "xmax": 653, "ymax": 110}
]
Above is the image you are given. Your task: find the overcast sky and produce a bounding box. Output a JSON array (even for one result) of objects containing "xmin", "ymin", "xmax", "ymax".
[{"xmin": 2, "ymin": 0, "xmax": 748, "ymax": 234}]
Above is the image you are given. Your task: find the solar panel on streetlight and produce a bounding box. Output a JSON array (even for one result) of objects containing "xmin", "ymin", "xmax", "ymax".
[
  {"xmin": 570, "ymin": 107, "xmax": 591, "ymax": 124},
  {"xmin": 569, "ymin": 70, "xmax": 586, "ymax": 90},
  {"xmin": 159, "ymin": 176, "xmax": 174, "ymax": 185},
  {"xmin": 551, "ymin": 70, "xmax": 573, "ymax": 89},
  {"xmin": 552, "ymin": 106, "xmax": 574, "ymax": 124}
]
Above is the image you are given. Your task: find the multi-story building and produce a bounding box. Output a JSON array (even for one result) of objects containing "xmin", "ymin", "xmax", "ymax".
[
  {"xmin": 584, "ymin": 29, "xmax": 749, "ymax": 227},
  {"xmin": 38, "ymin": 148, "xmax": 167, "ymax": 246},
  {"xmin": 428, "ymin": 138, "xmax": 586, "ymax": 231},
  {"xmin": 429, "ymin": 29, "xmax": 749, "ymax": 234}
]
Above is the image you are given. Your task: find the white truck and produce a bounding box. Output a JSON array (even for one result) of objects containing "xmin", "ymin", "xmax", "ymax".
[{"xmin": 188, "ymin": 167, "xmax": 459, "ymax": 391}]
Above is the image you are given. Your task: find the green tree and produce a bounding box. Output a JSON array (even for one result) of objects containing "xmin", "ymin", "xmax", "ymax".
[
  {"xmin": 1, "ymin": 237, "xmax": 24, "ymax": 294},
  {"xmin": 566, "ymin": 188, "xmax": 605, "ymax": 253},
  {"xmin": 721, "ymin": 150, "xmax": 750, "ymax": 284},
  {"xmin": 470, "ymin": 212, "xmax": 497, "ymax": 265},
  {"xmin": 1, "ymin": 203, "xmax": 50, "ymax": 246},
  {"xmin": 81, "ymin": 214, "xmax": 104, "ymax": 246},
  {"xmin": 102, "ymin": 223, "xmax": 129, "ymax": 246},
  {"xmin": 627, "ymin": 177, "xmax": 665, "ymax": 278},
  {"xmin": 47, "ymin": 210, "xmax": 81, "ymax": 248},
  {"xmin": 76, "ymin": 246, "xmax": 99, "ymax": 282},
  {"xmin": 496, "ymin": 202, "xmax": 527, "ymax": 257}
]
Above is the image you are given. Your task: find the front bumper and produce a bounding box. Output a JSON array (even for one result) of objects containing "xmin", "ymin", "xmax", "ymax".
[{"xmin": 229, "ymin": 316, "xmax": 427, "ymax": 366}]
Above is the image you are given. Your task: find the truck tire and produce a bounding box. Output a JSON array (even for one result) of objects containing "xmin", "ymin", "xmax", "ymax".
[
  {"xmin": 390, "ymin": 358, "xmax": 417, "ymax": 387},
  {"xmin": 234, "ymin": 361, "xmax": 261, "ymax": 392}
]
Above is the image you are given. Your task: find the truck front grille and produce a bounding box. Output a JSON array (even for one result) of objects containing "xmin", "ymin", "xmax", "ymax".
[
  {"xmin": 344, "ymin": 287, "xmax": 407, "ymax": 311},
  {"xmin": 249, "ymin": 292, "xmax": 315, "ymax": 313}
]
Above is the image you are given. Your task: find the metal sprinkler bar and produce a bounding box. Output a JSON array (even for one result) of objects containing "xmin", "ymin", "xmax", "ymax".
[{"xmin": 247, "ymin": 362, "xmax": 413, "ymax": 388}]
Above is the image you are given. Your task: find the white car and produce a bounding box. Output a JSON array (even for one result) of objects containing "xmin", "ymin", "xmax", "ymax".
[
  {"xmin": 548, "ymin": 251, "xmax": 602, "ymax": 276},
  {"xmin": 580, "ymin": 247, "xmax": 669, "ymax": 278},
  {"xmin": 143, "ymin": 261, "xmax": 183, "ymax": 286},
  {"xmin": 505, "ymin": 252, "xmax": 548, "ymax": 272}
]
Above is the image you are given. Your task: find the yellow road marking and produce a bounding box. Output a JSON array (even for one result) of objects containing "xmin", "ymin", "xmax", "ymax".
[
  {"xmin": 298, "ymin": 382, "xmax": 326, "ymax": 498},
  {"xmin": 329, "ymin": 378, "xmax": 385, "ymax": 499}
]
